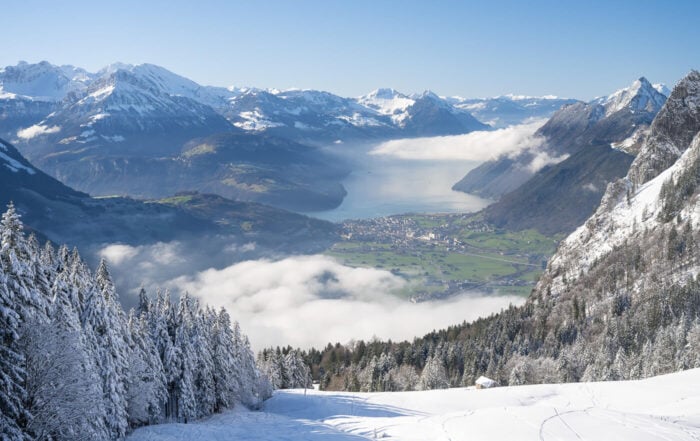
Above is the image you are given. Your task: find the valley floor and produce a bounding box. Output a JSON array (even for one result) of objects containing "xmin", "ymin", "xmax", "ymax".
[{"xmin": 128, "ymin": 368, "xmax": 700, "ymax": 440}]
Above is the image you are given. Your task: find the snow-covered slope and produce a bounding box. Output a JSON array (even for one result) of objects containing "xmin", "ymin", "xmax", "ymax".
[
  {"xmin": 0, "ymin": 60, "xmax": 93, "ymax": 101},
  {"xmin": 357, "ymin": 88, "xmax": 416, "ymax": 125},
  {"xmin": 127, "ymin": 368, "xmax": 700, "ymax": 440},
  {"xmin": 594, "ymin": 77, "xmax": 668, "ymax": 117},
  {"xmin": 454, "ymin": 76, "xmax": 670, "ymax": 202},
  {"xmin": 2, "ymin": 61, "xmax": 493, "ymax": 146},
  {"xmin": 537, "ymin": 69, "xmax": 700, "ymax": 298},
  {"xmin": 447, "ymin": 95, "xmax": 578, "ymax": 128}
]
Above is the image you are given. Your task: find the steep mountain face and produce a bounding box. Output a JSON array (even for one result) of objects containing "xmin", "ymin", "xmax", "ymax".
[
  {"xmin": 447, "ymin": 95, "xmax": 578, "ymax": 128},
  {"xmin": 538, "ymin": 70, "xmax": 700, "ymax": 297},
  {"xmin": 454, "ymin": 77, "xmax": 668, "ymax": 200},
  {"xmin": 627, "ymin": 71, "xmax": 700, "ymax": 187},
  {"xmin": 482, "ymin": 144, "xmax": 634, "ymax": 234}
]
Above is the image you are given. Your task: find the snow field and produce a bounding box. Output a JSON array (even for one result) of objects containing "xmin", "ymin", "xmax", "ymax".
[{"xmin": 129, "ymin": 368, "xmax": 700, "ymax": 440}]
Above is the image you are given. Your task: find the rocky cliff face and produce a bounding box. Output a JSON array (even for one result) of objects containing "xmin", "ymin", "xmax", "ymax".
[
  {"xmin": 627, "ymin": 71, "xmax": 700, "ymax": 187},
  {"xmin": 535, "ymin": 70, "xmax": 700, "ymax": 300}
]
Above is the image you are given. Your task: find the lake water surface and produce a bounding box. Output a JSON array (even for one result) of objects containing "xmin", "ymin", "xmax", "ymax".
[{"xmin": 309, "ymin": 145, "xmax": 491, "ymax": 222}]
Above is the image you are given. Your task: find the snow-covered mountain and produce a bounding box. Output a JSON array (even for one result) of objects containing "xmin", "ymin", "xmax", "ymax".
[
  {"xmin": 539, "ymin": 70, "xmax": 700, "ymax": 296},
  {"xmin": 447, "ymin": 94, "xmax": 578, "ymax": 128},
  {"xmin": 356, "ymin": 87, "xmax": 415, "ymax": 123},
  {"xmin": 0, "ymin": 60, "xmax": 93, "ymax": 101},
  {"xmin": 217, "ymin": 86, "xmax": 489, "ymax": 141},
  {"xmin": 594, "ymin": 76, "xmax": 668, "ymax": 117},
  {"xmin": 454, "ymin": 76, "xmax": 670, "ymax": 202},
  {"xmin": 218, "ymin": 87, "xmax": 395, "ymax": 141},
  {"xmin": 2, "ymin": 61, "xmax": 492, "ymax": 147},
  {"xmin": 16, "ymin": 64, "xmax": 235, "ymax": 159},
  {"xmin": 0, "ymin": 61, "xmax": 497, "ymax": 210}
]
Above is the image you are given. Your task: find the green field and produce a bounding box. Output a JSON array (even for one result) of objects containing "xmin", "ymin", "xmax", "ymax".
[{"xmin": 326, "ymin": 214, "xmax": 561, "ymax": 300}]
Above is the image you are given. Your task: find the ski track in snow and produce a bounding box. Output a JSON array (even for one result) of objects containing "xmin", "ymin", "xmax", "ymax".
[{"xmin": 128, "ymin": 369, "xmax": 700, "ymax": 440}]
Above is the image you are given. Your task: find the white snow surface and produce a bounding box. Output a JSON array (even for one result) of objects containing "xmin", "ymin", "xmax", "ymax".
[
  {"xmin": 128, "ymin": 369, "xmax": 700, "ymax": 440},
  {"xmin": 596, "ymin": 77, "xmax": 668, "ymax": 117},
  {"xmin": 546, "ymin": 132, "xmax": 700, "ymax": 296},
  {"xmin": 357, "ymin": 88, "xmax": 415, "ymax": 124},
  {"xmin": 0, "ymin": 61, "xmax": 93, "ymax": 101},
  {"xmin": 0, "ymin": 142, "xmax": 35, "ymax": 174}
]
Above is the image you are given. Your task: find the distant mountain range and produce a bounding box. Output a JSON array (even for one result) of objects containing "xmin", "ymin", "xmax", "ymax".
[
  {"xmin": 455, "ymin": 77, "xmax": 670, "ymax": 234},
  {"xmin": 445, "ymin": 94, "xmax": 579, "ymax": 128},
  {"xmin": 0, "ymin": 61, "xmax": 580, "ymax": 211}
]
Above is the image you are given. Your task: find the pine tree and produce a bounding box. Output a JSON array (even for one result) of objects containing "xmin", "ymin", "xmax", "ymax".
[
  {"xmin": 126, "ymin": 309, "xmax": 167, "ymax": 427},
  {"xmin": 0, "ymin": 259, "xmax": 29, "ymax": 441},
  {"xmin": 174, "ymin": 293, "xmax": 197, "ymax": 422},
  {"xmin": 82, "ymin": 259, "xmax": 130, "ymax": 439},
  {"xmin": 191, "ymin": 307, "xmax": 216, "ymax": 418},
  {"xmin": 0, "ymin": 202, "xmax": 268, "ymax": 437},
  {"xmin": 211, "ymin": 308, "xmax": 237, "ymax": 411},
  {"xmin": 418, "ymin": 355, "xmax": 449, "ymax": 390},
  {"xmin": 0, "ymin": 202, "xmax": 40, "ymax": 440}
]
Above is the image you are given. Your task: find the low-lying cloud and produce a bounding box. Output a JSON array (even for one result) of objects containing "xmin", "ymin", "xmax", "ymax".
[
  {"xmin": 525, "ymin": 151, "xmax": 570, "ymax": 173},
  {"xmin": 166, "ymin": 254, "xmax": 524, "ymax": 350},
  {"xmin": 370, "ymin": 120, "xmax": 547, "ymax": 162},
  {"xmin": 100, "ymin": 243, "xmax": 525, "ymax": 350},
  {"xmin": 97, "ymin": 238, "xmax": 262, "ymax": 308},
  {"xmin": 16, "ymin": 124, "xmax": 61, "ymax": 140}
]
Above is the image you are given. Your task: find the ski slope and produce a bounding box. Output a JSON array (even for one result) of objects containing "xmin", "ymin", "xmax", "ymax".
[{"xmin": 128, "ymin": 368, "xmax": 700, "ymax": 440}]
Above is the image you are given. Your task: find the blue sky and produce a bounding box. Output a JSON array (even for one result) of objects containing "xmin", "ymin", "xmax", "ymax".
[{"xmin": 3, "ymin": 0, "xmax": 699, "ymax": 99}]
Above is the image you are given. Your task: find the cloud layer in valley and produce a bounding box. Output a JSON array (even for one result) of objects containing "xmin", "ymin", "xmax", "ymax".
[
  {"xmin": 370, "ymin": 121, "xmax": 546, "ymax": 161},
  {"xmin": 100, "ymin": 244, "xmax": 524, "ymax": 350},
  {"xmin": 167, "ymin": 254, "xmax": 524, "ymax": 349}
]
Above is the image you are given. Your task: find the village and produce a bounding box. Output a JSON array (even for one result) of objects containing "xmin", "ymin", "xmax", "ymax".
[{"xmin": 329, "ymin": 213, "xmax": 555, "ymax": 301}]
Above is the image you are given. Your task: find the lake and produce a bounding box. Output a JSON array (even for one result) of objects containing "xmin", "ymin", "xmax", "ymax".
[{"xmin": 308, "ymin": 145, "xmax": 491, "ymax": 222}]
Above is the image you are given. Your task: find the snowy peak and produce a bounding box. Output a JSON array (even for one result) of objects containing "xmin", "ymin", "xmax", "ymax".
[
  {"xmin": 357, "ymin": 88, "xmax": 415, "ymax": 117},
  {"xmin": 598, "ymin": 76, "xmax": 668, "ymax": 117},
  {"xmin": 414, "ymin": 90, "xmax": 441, "ymax": 100},
  {"xmin": 0, "ymin": 60, "xmax": 93, "ymax": 101},
  {"xmin": 363, "ymin": 88, "xmax": 408, "ymax": 100},
  {"xmin": 653, "ymin": 83, "xmax": 671, "ymax": 97}
]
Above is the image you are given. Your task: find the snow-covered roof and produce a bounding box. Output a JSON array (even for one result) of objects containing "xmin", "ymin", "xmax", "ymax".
[{"xmin": 475, "ymin": 376, "xmax": 496, "ymax": 387}]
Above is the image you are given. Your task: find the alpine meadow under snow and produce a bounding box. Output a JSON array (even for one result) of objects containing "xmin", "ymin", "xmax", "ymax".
[{"xmin": 128, "ymin": 368, "xmax": 700, "ymax": 441}]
